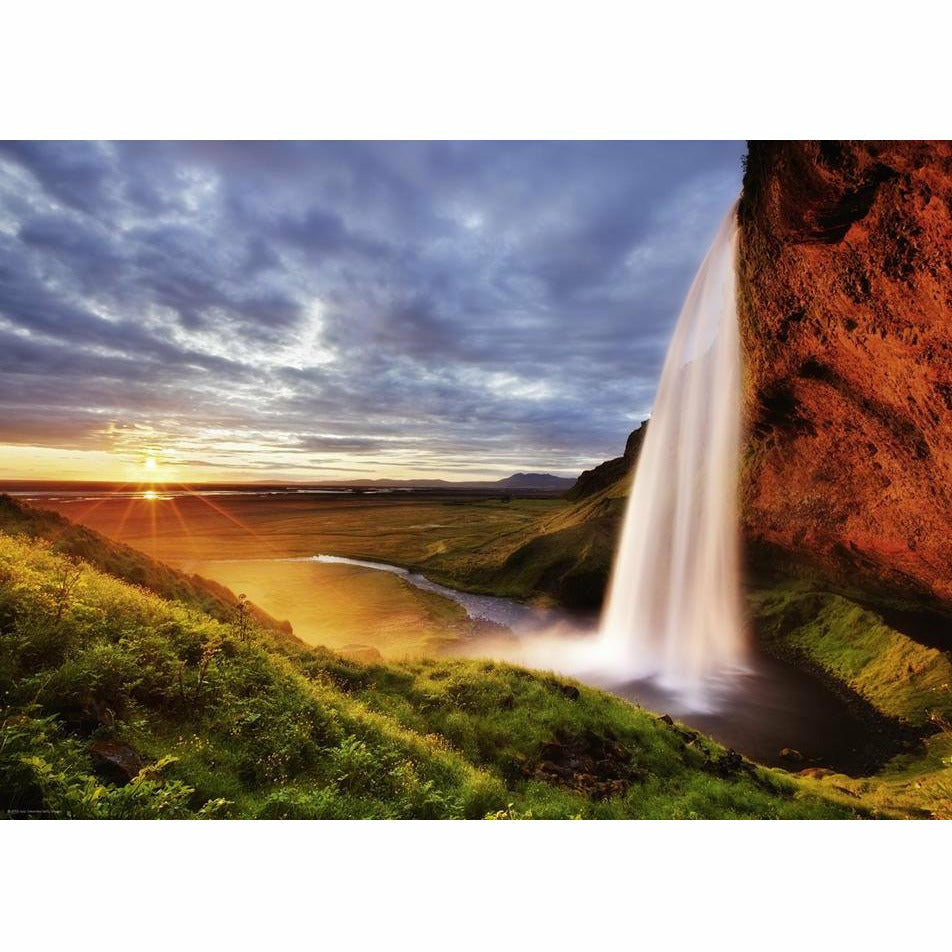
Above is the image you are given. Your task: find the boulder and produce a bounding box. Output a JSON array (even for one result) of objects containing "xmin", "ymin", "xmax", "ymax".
[{"xmin": 88, "ymin": 739, "xmax": 145, "ymax": 784}]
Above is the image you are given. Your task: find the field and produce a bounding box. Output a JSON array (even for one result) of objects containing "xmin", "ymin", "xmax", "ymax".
[
  {"xmin": 5, "ymin": 490, "xmax": 952, "ymax": 817},
  {"xmin": 25, "ymin": 492, "xmax": 562, "ymax": 655}
]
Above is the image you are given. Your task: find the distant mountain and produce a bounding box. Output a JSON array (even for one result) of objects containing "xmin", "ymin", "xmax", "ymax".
[
  {"xmin": 343, "ymin": 472, "xmax": 576, "ymax": 490},
  {"xmin": 344, "ymin": 478, "xmax": 453, "ymax": 488},
  {"xmin": 491, "ymin": 473, "xmax": 576, "ymax": 489}
]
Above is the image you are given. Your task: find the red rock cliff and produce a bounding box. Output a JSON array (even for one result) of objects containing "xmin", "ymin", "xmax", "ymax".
[{"xmin": 738, "ymin": 141, "xmax": 952, "ymax": 606}]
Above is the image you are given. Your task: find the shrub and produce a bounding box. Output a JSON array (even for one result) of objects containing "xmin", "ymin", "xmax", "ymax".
[{"xmin": 256, "ymin": 787, "xmax": 344, "ymax": 820}]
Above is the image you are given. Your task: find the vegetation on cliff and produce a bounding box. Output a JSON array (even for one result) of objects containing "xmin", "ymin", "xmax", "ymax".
[
  {"xmin": 404, "ymin": 430, "xmax": 642, "ymax": 611},
  {"xmin": 752, "ymin": 580, "xmax": 952, "ymax": 728}
]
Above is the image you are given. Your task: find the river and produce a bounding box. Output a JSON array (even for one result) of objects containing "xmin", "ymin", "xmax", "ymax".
[{"xmin": 315, "ymin": 554, "xmax": 896, "ymax": 774}]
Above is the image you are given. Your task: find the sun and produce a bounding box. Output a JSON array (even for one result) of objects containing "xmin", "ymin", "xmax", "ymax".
[
  {"xmin": 142, "ymin": 490, "xmax": 158, "ymax": 501},
  {"xmin": 142, "ymin": 455, "xmax": 161, "ymax": 482}
]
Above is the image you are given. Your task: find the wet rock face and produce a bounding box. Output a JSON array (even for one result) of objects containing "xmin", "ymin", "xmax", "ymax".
[{"xmin": 738, "ymin": 141, "xmax": 952, "ymax": 605}]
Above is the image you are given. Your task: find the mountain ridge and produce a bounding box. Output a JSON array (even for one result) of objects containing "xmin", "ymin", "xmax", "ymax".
[{"xmin": 342, "ymin": 472, "xmax": 577, "ymax": 490}]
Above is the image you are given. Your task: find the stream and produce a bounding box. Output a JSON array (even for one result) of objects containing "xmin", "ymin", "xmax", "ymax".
[{"xmin": 306, "ymin": 554, "xmax": 544, "ymax": 629}]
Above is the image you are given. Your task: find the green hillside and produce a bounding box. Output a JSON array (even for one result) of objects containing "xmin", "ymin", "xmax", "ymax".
[
  {"xmin": 0, "ymin": 528, "xmax": 864, "ymax": 819},
  {"xmin": 396, "ymin": 477, "xmax": 631, "ymax": 612},
  {"xmin": 478, "ymin": 479, "xmax": 630, "ymax": 608},
  {"xmin": 0, "ymin": 495, "xmax": 295, "ymax": 641}
]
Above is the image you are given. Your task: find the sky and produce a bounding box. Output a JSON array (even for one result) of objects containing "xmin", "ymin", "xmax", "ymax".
[{"xmin": 0, "ymin": 141, "xmax": 744, "ymax": 483}]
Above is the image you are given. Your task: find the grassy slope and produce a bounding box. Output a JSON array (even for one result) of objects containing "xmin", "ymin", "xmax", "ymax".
[
  {"xmin": 416, "ymin": 479, "xmax": 630, "ymax": 611},
  {"xmin": 411, "ymin": 424, "xmax": 638, "ymax": 609},
  {"xmin": 0, "ymin": 531, "xmax": 861, "ymax": 819},
  {"xmin": 812, "ymin": 732, "xmax": 952, "ymax": 819},
  {"xmin": 749, "ymin": 580, "xmax": 952, "ymax": 818},
  {"xmin": 751, "ymin": 580, "xmax": 952, "ymax": 727},
  {"xmin": 0, "ymin": 495, "xmax": 296, "ymax": 642}
]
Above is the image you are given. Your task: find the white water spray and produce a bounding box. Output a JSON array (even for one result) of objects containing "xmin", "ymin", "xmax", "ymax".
[
  {"xmin": 473, "ymin": 202, "xmax": 747, "ymax": 709},
  {"xmin": 597, "ymin": 202, "xmax": 746, "ymax": 693}
]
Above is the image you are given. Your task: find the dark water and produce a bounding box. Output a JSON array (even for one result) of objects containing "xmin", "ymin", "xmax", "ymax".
[{"xmin": 595, "ymin": 649, "xmax": 894, "ymax": 773}]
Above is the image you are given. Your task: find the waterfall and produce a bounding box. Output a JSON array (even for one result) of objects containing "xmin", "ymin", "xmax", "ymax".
[
  {"xmin": 477, "ymin": 201, "xmax": 747, "ymax": 710},
  {"xmin": 597, "ymin": 201, "xmax": 746, "ymax": 693}
]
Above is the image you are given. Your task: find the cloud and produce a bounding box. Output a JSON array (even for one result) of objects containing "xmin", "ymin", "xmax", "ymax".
[{"xmin": 0, "ymin": 141, "xmax": 744, "ymax": 479}]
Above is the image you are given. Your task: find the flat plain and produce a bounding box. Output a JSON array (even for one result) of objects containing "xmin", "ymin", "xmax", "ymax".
[{"xmin": 29, "ymin": 492, "xmax": 561, "ymax": 655}]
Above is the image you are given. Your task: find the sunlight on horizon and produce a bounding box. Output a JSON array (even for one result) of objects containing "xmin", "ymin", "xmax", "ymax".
[{"xmin": 0, "ymin": 440, "xmax": 588, "ymax": 485}]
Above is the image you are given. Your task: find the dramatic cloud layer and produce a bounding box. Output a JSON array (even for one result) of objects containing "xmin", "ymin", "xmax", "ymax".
[{"xmin": 0, "ymin": 141, "xmax": 743, "ymax": 481}]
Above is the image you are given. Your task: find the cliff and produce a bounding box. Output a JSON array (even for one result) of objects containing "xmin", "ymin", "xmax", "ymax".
[
  {"xmin": 565, "ymin": 423, "xmax": 646, "ymax": 501},
  {"xmin": 737, "ymin": 141, "xmax": 952, "ymax": 609}
]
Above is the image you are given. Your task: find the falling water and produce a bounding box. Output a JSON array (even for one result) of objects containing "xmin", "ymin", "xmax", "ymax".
[
  {"xmin": 597, "ymin": 201, "xmax": 746, "ymax": 694},
  {"xmin": 469, "ymin": 202, "xmax": 747, "ymax": 710}
]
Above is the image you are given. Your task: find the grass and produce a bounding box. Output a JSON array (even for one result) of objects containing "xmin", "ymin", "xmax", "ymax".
[
  {"xmin": 472, "ymin": 479, "xmax": 631, "ymax": 608},
  {"xmin": 0, "ymin": 494, "xmax": 295, "ymax": 640},
  {"xmin": 0, "ymin": 530, "xmax": 863, "ymax": 819},
  {"xmin": 747, "ymin": 578, "xmax": 952, "ymax": 817},
  {"xmin": 751, "ymin": 579, "xmax": 952, "ymax": 726}
]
